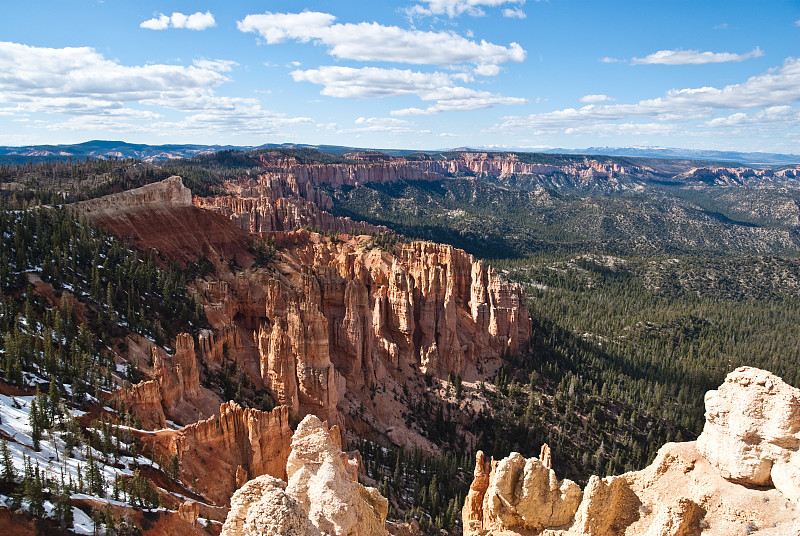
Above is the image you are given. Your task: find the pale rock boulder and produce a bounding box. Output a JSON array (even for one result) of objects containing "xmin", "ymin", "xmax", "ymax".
[
  {"xmin": 479, "ymin": 449, "xmax": 582, "ymax": 534},
  {"xmin": 570, "ymin": 475, "xmax": 640, "ymax": 536},
  {"xmin": 220, "ymin": 474, "xmax": 320, "ymax": 536},
  {"xmin": 697, "ymin": 366, "xmax": 800, "ymax": 498},
  {"xmin": 177, "ymin": 500, "xmax": 200, "ymax": 526},
  {"xmin": 287, "ymin": 414, "xmax": 389, "ymax": 536},
  {"xmin": 221, "ymin": 414, "xmax": 388, "ymax": 536},
  {"xmin": 643, "ymin": 498, "xmax": 702, "ymax": 536}
]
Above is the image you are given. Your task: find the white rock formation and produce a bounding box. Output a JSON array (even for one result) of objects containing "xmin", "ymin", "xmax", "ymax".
[
  {"xmin": 220, "ymin": 414, "xmax": 388, "ymax": 536},
  {"xmin": 220, "ymin": 475, "xmax": 320, "ymax": 536},
  {"xmin": 465, "ymin": 366, "xmax": 800, "ymax": 536},
  {"xmin": 287, "ymin": 415, "xmax": 388, "ymax": 536},
  {"xmin": 697, "ymin": 366, "xmax": 800, "ymax": 500},
  {"xmin": 479, "ymin": 450, "xmax": 582, "ymax": 533}
]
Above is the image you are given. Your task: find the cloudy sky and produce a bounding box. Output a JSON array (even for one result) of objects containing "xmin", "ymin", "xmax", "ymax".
[{"xmin": 1, "ymin": 1, "xmax": 799, "ymax": 152}]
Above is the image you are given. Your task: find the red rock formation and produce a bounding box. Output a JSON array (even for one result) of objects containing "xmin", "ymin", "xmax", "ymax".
[
  {"xmin": 194, "ymin": 175, "xmax": 388, "ymax": 236},
  {"xmin": 114, "ymin": 379, "xmax": 167, "ymax": 430},
  {"xmin": 149, "ymin": 403, "xmax": 293, "ymax": 506},
  {"xmin": 79, "ymin": 172, "xmax": 532, "ymax": 449},
  {"xmin": 152, "ymin": 333, "xmax": 202, "ymax": 420},
  {"xmin": 74, "ymin": 176, "xmax": 254, "ymax": 265},
  {"xmin": 198, "ymin": 233, "xmax": 531, "ymax": 445},
  {"xmin": 462, "ymin": 451, "xmax": 492, "ymax": 535}
]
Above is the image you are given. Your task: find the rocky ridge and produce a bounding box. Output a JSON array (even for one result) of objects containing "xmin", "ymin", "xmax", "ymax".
[{"xmin": 463, "ymin": 366, "xmax": 800, "ymax": 536}]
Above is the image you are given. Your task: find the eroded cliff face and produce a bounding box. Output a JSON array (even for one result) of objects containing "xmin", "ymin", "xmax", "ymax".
[
  {"xmin": 144, "ymin": 403, "xmax": 293, "ymax": 506},
  {"xmin": 194, "ymin": 174, "xmax": 387, "ymax": 236},
  {"xmin": 76, "ymin": 176, "xmax": 254, "ymax": 264},
  {"xmin": 463, "ymin": 366, "xmax": 800, "ymax": 536},
  {"xmin": 115, "ymin": 331, "xmax": 222, "ymax": 428},
  {"xmin": 199, "ymin": 232, "xmax": 531, "ymax": 447},
  {"xmin": 194, "ymin": 153, "xmax": 652, "ymax": 239}
]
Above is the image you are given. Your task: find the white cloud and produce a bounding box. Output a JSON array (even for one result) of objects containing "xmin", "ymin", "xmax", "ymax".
[
  {"xmin": 141, "ymin": 11, "xmax": 216, "ymax": 31},
  {"xmin": 238, "ymin": 11, "xmax": 526, "ymax": 66},
  {"xmin": 336, "ymin": 117, "xmax": 421, "ymax": 134},
  {"xmin": 503, "ymin": 7, "xmax": 527, "ymax": 18},
  {"xmin": 0, "ymin": 41, "xmax": 311, "ymax": 137},
  {"xmin": 237, "ymin": 12, "xmax": 336, "ymax": 43},
  {"xmin": 193, "ymin": 58, "xmax": 238, "ymax": 72},
  {"xmin": 474, "ymin": 64, "xmax": 501, "ymax": 76},
  {"xmin": 631, "ymin": 47, "xmax": 763, "ymax": 65},
  {"xmin": 140, "ymin": 14, "xmax": 170, "ymax": 30},
  {"xmin": 0, "ymin": 41, "xmax": 227, "ymax": 108},
  {"xmin": 600, "ymin": 57, "xmax": 623, "ymax": 63},
  {"xmin": 291, "ymin": 65, "xmax": 526, "ymax": 114},
  {"xmin": 705, "ymin": 106, "xmax": 800, "ymax": 128},
  {"xmin": 795, "ymin": 19, "xmax": 800, "ymax": 27},
  {"xmin": 409, "ymin": 0, "xmax": 525, "ymax": 18},
  {"xmin": 391, "ymin": 88, "xmax": 528, "ymax": 115},
  {"xmin": 579, "ymin": 94, "xmax": 615, "ymax": 103},
  {"xmin": 491, "ymin": 57, "xmax": 800, "ymax": 135}
]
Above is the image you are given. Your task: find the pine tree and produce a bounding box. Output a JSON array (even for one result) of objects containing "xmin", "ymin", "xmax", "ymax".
[
  {"xmin": 26, "ymin": 462, "xmax": 45, "ymax": 518},
  {"xmin": 54, "ymin": 480, "xmax": 74, "ymax": 529},
  {"xmin": 1, "ymin": 438, "xmax": 16, "ymax": 483},
  {"xmin": 29, "ymin": 399, "xmax": 41, "ymax": 451}
]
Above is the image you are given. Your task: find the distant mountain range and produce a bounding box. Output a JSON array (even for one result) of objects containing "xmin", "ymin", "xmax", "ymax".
[
  {"xmin": 534, "ymin": 146, "xmax": 800, "ymax": 167},
  {"xmin": 0, "ymin": 140, "xmax": 417, "ymax": 165},
  {"xmin": 0, "ymin": 139, "xmax": 797, "ymax": 167}
]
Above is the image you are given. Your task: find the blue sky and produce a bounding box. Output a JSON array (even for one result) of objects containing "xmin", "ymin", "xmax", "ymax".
[{"xmin": 1, "ymin": 0, "xmax": 799, "ymax": 152}]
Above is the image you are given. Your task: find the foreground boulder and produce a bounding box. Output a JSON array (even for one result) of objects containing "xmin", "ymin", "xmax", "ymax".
[
  {"xmin": 220, "ymin": 475, "xmax": 320, "ymax": 536},
  {"xmin": 697, "ymin": 366, "xmax": 800, "ymax": 499},
  {"xmin": 465, "ymin": 366, "xmax": 800, "ymax": 536},
  {"xmin": 221, "ymin": 414, "xmax": 388, "ymax": 536}
]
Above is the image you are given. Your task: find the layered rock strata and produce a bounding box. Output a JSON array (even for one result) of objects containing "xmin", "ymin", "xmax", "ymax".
[
  {"xmin": 465, "ymin": 366, "xmax": 800, "ymax": 536},
  {"xmin": 220, "ymin": 414, "xmax": 388, "ymax": 536},
  {"xmin": 74, "ymin": 176, "xmax": 254, "ymax": 264}
]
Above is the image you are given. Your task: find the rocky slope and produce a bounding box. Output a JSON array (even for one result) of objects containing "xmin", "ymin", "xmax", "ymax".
[
  {"xmin": 76, "ymin": 175, "xmax": 254, "ymax": 264},
  {"xmin": 463, "ymin": 366, "xmax": 800, "ymax": 536},
  {"xmin": 200, "ymin": 232, "xmax": 531, "ymax": 449},
  {"xmin": 142, "ymin": 402, "xmax": 294, "ymax": 506}
]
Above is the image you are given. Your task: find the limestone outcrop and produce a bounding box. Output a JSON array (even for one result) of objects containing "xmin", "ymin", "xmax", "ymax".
[
  {"xmin": 199, "ymin": 231, "xmax": 531, "ymax": 448},
  {"xmin": 114, "ymin": 379, "xmax": 167, "ymax": 429},
  {"xmin": 220, "ymin": 475, "xmax": 320, "ymax": 536},
  {"xmin": 220, "ymin": 414, "xmax": 388, "ymax": 536},
  {"xmin": 464, "ymin": 447, "xmax": 581, "ymax": 535},
  {"xmin": 114, "ymin": 333, "xmax": 209, "ymax": 429},
  {"xmin": 74, "ymin": 176, "xmax": 254, "ymax": 264},
  {"xmin": 465, "ymin": 367, "xmax": 800, "ymax": 536},
  {"xmin": 286, "ymin": 415, "xmax": 388, "ymax": 536},
  {"xmin": 73, "ymin": 175, "xmax": 192, "ymax": 214},
  {"xmin": 697, "ymin": 366, "xmax": 800, "ymax": 499},
  {"xmin": 152, "ymin": 333, "xmax": 202, "ymax": 418}
]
